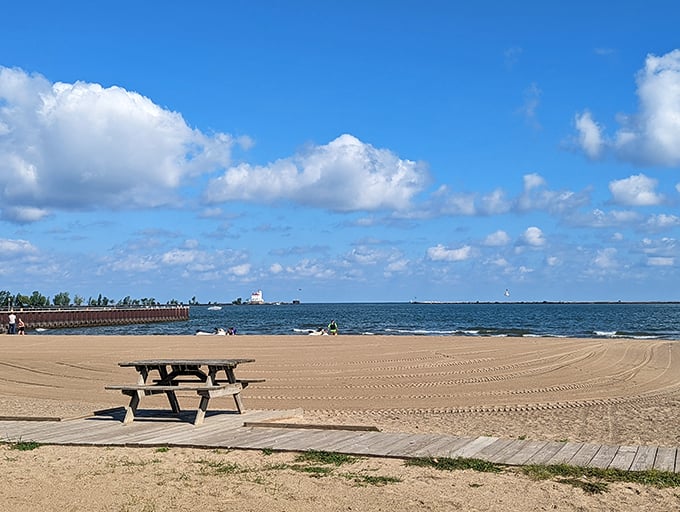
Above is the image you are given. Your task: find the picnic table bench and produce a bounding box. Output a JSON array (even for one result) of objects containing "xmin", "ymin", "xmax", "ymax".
[{"xmin": 105, "ymin": 358, "xmax": 264, "ymax": 426}]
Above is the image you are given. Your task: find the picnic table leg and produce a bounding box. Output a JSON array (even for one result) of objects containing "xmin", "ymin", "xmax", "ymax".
[
  {"xmin": 194, "ymin": 395, "xmax": 209, "ymax": 426},
  {"xmin": 226, "ymin": 368, "xmax": 245, "ymax": 413},
  {"xmin": 158, "ymin": 366, "xmax": 181, "ymax": 413},
  {"xmin": 165, "ymin": 390, "xmax": 181, "ymax": 414},
  {"xmin": 123, "ymin": 392, "xmax": 141, "ymax": 424}
]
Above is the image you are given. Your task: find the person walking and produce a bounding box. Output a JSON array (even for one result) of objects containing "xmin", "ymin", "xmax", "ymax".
[
  {"xmin": 8, "ymin": 311, "xmax": 16, "ymax": 334},
  {"xmin": 328, "ymin": 319, "xmax": 338, "ymax": 335},
  {"xmin": 17, "ymin": 317, "xmax": 25, "ymax": 335}
]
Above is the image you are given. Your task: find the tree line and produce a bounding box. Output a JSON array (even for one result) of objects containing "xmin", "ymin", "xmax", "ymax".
[{"xmin": 0, "ymin": 290, "xmax": 186, "ymax": 309}]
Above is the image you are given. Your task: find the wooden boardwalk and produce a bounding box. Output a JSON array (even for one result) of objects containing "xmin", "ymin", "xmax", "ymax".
[{"xmin": 1, "ymin": 408, "xmax": 678, "ymax": 473}]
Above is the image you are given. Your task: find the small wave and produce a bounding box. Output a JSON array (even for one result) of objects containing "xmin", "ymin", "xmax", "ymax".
[{"xmin": 593, "ymin": 330, "xmax": 617, "ymax": 337}]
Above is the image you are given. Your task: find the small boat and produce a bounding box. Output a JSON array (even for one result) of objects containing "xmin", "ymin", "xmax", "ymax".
[
  {"xmin": 207, "ymin": 305, "xmax": 222, "ymax": 311},
  {"xmin": 195, "ymin": 328, "xmax": 227, "ymax": 336}
]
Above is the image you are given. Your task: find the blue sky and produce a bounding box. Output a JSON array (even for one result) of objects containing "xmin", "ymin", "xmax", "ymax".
[{"xmin": 1, "ymin": 1, "xmax": 680, "ymax": 303}]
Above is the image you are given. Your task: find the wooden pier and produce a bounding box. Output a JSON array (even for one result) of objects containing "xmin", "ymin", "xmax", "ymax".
[
  {"xmin": 1, "ymin": 409, "xmax": 677, "ymax": 473},
  {"xmin": 0, "ymin": 306, "xmax": 189, "ymax": 331}
]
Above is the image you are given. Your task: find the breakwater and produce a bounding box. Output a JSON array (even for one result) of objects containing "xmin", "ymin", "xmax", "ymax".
[{"xmin": 0, "ymin": 306, "xmax": 189, "ymax": 332}]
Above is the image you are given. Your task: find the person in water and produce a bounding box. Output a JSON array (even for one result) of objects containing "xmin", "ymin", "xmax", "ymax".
[{"xmin": 328, "ymin": 319, "xmax": 338, "ymax": 335}]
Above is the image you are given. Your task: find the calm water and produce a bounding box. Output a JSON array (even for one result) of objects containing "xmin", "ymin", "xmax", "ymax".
[{"xmin": 34, "ymin": 302, "xmax": 680, "ymax": 339}]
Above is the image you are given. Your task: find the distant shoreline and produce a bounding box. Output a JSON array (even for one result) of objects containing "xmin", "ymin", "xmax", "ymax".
[{"xmin": 408, "ymin": 300, "xmax": 680, "ymax": 305}]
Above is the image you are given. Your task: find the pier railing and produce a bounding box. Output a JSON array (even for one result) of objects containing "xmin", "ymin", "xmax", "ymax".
[{"xmin": 0, "ymin": 306, "xmax": 189, "ymax": 332}]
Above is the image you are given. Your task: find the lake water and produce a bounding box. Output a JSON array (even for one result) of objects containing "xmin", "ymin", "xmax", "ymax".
[{"xmin": 35, "ymin": 302, "xmax": 680, "ymax": 339}]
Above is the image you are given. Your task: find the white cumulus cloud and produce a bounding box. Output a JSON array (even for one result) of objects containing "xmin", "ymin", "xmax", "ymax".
[
  {"xmin": 609, "ymin": 174, "xmax": 663, "ymax": 206},
  {"xmin": 204, "ymin": 134, "xmax": 430, "ymax": 212},
  {"xmin": 0, "ymin": 66, "xmax": 235, "ymax": 222},
  {"xmin": 483, "ymin": 230, "xmax": 510, "ymax": 246},
  {"xmin": 426, "ymin": 244, "xmax": 473, "ymax": 262},
  {"xmin": 575, "ymin": 50, "xmax": 680, "ymax": 166},
  {"xmin": 574, "ymin": 111, "xmax": 604, "ymax": 159},
  {"xmin": 521, "ymin": 226, "xmax": 546, "ymax": 247}
]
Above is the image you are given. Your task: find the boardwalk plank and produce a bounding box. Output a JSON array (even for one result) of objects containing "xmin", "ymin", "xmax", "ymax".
[
  {"xmin": 504, "ymin": 440, "xmax": 549, "ymax": 466},
  {"xmin": 524, "ymin": 442, "xmax": 566, "ymax": 465},
  {"xmin": 308, "ymin": 431, "xmax": 381, "ymax": 454},
  {"xmin": 357, "ymin": 433, "xmax": 418, "ymax": 456},
  {"xmin": 588, "ymin": 445, "xmax": 619, "ymax": 469},
  {"xmin": 449, "ymin": 436, "xmax": 499, "ymax": 459},
  {"xmin": 630, "ymin": 446, "xmax": 658, "ymax": 472},
  {"xmin": 608, "ymin": 445, "xmax": 638, "ymax": 471},
  {"xmin": 407, "ymin": 435, "xmax": 467, "ymax": 458},
  {"xmin": 473, "ymin": 438, "xmax": 515, "ymax": 461},
  {"xmin": 298, "ymin": 430, "xmax": 361, "ymax": 451},
  {"xmin": 487, "ymin": 440, "xmax": 530, "ymax": 464},
  {"xmin": 440, "ymin": 437, "xmax": 480, "ymax": 459},
  {"xmin": 567, "ymin": 443, "xmax": 600, "ymax": 467},
  {"xmin": 545, "ymin": 442, "xmax": 585, "ymax": 465},
  {"xmin": 383, "ymin": 434, "xmax": 444, "ymax": 457},
  {"xmin": 653, "ymin": 447, "xmax": 676, "ymax": 472}
]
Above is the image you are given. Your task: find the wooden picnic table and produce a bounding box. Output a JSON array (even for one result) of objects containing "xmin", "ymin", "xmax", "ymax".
[{"xmin": 106, "ymin": 358, "xmax": 263, "ymax": 426}]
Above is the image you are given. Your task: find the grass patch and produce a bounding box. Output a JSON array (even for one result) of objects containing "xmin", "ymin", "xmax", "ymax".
[
  {"xmin": 198, "ymin": 460, "xmax": 243, "ymax": 475},
  {"xmin": 406, "ymin": 457, "xmax": 503, "ymax": 473},
  {"xmin": 155, "ymin": 446, "xmax": 169, "ymax": 453},
  {"xmin": 289, "ymin": 464, "xmax": 334, "ymax": 477},
  {"xmin": 406, "ymin": 456, "xmax": 680, "ymax": 495},
  {"xmin": 341, "ymin": 472, "xmax": 401, "ymax": 486},
  {"xmin": 8, "ymin": 440, "xmax": 41, "ymax": 451},
  {"xmin": 294, "ymin": 450, "xmax": 357, "ymax": 466},
  {"xmin": 521, "ymin": 463, "xmax": 680, "ymax": 489}
]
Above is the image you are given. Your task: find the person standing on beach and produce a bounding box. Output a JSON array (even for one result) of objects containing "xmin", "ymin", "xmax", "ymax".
[
  {"xmin": 7, "ymin": 311, "xmax": 16, "ymax": 334},
  {"xmin": 17, "ymin": 317, "xmax": 25, "ymax": 335},
  {"xmin": 328, "ymin": 319, "xmax": 338, "ymax": 335}
]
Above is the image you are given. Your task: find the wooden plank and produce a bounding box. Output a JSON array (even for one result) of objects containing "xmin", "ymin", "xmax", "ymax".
[
  {"xmin": 504, "ymin": 440, "xmax": 549, "ymax": 466},
  {"xmin": 630, "ymin": 445, "xmax": 658, "ymax": 472},
  {"xmin": 545, "ymin": 442, "xmax": 585, "ymax": 465},
  {"xmin": 384, "ymin": 434, "xmax": 446, "ymax": 458},
  {"xmin": 449, "ymin": 436, "xmax": 499, "ymax": 459},
  {"xmin": 441, "ymin": 437, "xmax": 482, "ymax": 459},
  {"xmin": 294, "ymin": 430, "xmax": 361, "ymax": 451},
  {"xmin": 325, "ymin": 432, "xmax": 391, "ymax": 456},
  {"xmin": 568, "ymin": 443, "xmax": 601, "ymax": 467},
  {"xmin": 473, "ymin": 438, "xmax": 517, "ymax": 461},
  {"xmin": 242, "ymin": 422, "xmax": 379, "ymax": 432},
  {"xmin": 653, "ymin": 447, "xmax": 676, "ymax": 472},
  {"xmin": 487, "ymin": 440, "xmax": 529, "ymax": 464},
  {"xmin": 358, "ymin": 432, "xmax": 416, "ymax": 456},
  {"xmin": 407, "ymin": 435, "xmax": 467, "ymax": 458},
  {"xmin": 524, "ymin": 442, "xmax": 567, "ymax": 465},
  {"xmin": 588, "ymin": 445, "xmax": 619, "ymax": 469},
  {"xmin": 608, "ymin": 445, "xmax": 638, "ymax": 471}
]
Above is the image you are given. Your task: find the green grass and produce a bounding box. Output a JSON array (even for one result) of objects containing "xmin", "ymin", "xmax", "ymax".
[
  {"xmin": 404, "ymin": 456, "xmax": 680, "ymax": 495},
  {"xmin": 521, "ymin": 463, "xmax": 680, "ymax": 489},
  {"xmin": 405, "ymin": 457, "xmax": 503, "ymax": 473},
  {"xmin": 7, "ymin": 440, "xmax": 41, "ymax": 451},
  {"xmin": 340, "ymin": 472, "xmax": 402, "ymax": 486},
  {"xmin": 293, "ymin": 450, "xmax": 357, "ymax": 466}
]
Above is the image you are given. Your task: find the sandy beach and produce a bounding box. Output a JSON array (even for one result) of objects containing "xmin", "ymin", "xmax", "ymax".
[{"xmin": 1, "ymin": 334, "xmax": 679, "ymax": 510}]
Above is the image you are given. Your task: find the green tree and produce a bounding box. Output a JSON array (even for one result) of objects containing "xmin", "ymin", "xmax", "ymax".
[
  {"xmin": 29, "ymin": 291, "xmax": 49, "ymax": 307},
  {"xmin": 14, "ymin": 293, "xmax": 29, "ymax": 308},
  {"xmin": 53, "ymin": 292, "xmax": 71, "ymax": 307},
  {"xmin": 0, "ymin": 290, "xmax": 13, "ymax": 309},
  {"xmin": 73, "ymin": 295, "xmax": 84, "ymax": 306}
]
